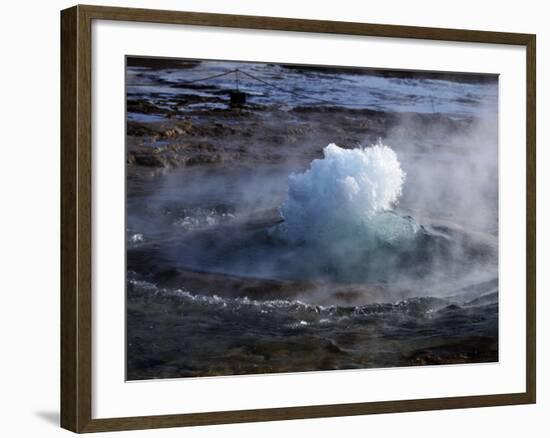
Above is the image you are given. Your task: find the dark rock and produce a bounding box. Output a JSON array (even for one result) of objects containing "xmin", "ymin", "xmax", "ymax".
[{"xmin": 186, "ymin": 153, "xmax": 222, "ymax": 166}]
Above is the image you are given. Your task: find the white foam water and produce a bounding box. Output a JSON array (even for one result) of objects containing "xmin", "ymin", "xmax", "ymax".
[
  {"xmin": 275, "ymin": 143, "xmax": 419, "ymax": 249},
  {"xmin": 127, "ymin": 277, "xmax": 452, "ymax": 318},
  {"xmin": 173, "ymin": 207, "xmax": 235, "ymax": 231}
]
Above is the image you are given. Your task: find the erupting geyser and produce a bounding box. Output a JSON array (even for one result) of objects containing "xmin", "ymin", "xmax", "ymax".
[{"xmin": 275, "ymin": 142, "xmax": 420, "ymax": 250}]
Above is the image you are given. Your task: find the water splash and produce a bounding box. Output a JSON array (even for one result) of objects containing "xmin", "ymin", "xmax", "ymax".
[{"xmin": 275, "ymin": 143, "xmax": 419, "ymax": 248}]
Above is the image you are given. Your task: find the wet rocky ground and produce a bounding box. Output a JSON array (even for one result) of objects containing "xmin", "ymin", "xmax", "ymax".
[
  {"xmin": 127, "ymin": 99, "xmax": 473, "ymax": 174},
  {"xmin": 127, "ymin": 274, "xmax": 498, "ymax": 379}
]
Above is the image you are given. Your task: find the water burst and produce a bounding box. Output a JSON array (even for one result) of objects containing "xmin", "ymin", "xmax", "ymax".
[{"xmin": 275, "ymin": 142, "xmax": 419, "ymax": 249}]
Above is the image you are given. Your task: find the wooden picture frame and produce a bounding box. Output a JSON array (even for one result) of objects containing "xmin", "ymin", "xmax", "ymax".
[{"xmin": 61, "ymin": 4, "xmax": 536, "ymax": 433}]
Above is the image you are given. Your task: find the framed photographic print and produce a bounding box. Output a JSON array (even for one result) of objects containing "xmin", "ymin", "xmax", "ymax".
[{"xmin": 60, "ymin": 4, "xmax": 536, "ymax": 433}]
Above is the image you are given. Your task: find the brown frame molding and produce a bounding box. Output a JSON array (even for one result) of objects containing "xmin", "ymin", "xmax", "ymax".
[{"xmin": 60, "ymin": 4, "xmax": 536, "ymax": 433}]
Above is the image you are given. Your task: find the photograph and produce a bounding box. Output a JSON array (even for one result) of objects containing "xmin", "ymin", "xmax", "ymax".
[
  {"xmin": 125, "ymin": 57, "xmax": 500, "ymax": 380},
  {"xmin": 0, "ymin": 0, "xmax": 542, "ymax": 435}
]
